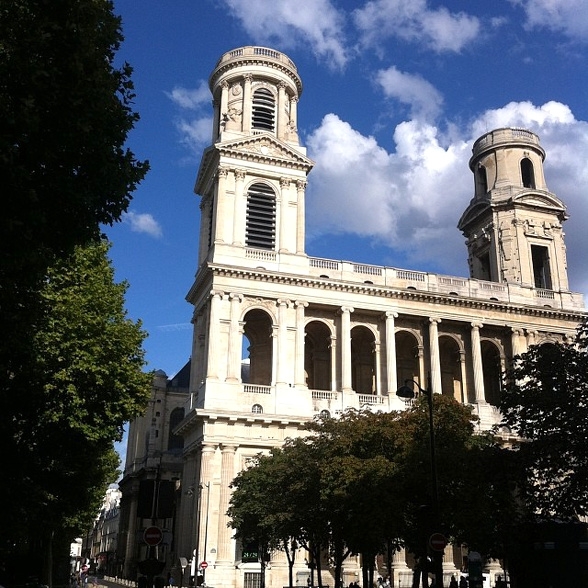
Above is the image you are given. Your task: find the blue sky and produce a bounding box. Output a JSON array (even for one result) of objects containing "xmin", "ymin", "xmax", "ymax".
[{"xmin": 106, "ymin": 0, "xmax": 588, "ymax": 382}]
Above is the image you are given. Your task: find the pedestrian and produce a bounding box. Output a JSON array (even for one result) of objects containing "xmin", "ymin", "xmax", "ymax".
[
  {"xmin": 450, "ymin": 576, "xmax": 458, "ymax": 588},
  {"xmin": 459, "ymin": 577, "xmax": 468, "ymax": 588}
]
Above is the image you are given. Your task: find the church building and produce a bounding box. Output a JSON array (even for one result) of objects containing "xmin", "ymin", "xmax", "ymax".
[{"xmin": 117, "ymin": 46, "xmax": 585, "ymax": 588}]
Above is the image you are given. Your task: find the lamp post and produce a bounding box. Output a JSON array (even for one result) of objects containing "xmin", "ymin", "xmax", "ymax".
[{"xmin": 396, "ymin": 379, "xmax": 443, "ymax": 588}]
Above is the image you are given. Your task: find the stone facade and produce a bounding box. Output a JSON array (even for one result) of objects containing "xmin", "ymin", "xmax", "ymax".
[{"xmin": 120, "ymin": 46, "xmax": 585, "ymax": 588}]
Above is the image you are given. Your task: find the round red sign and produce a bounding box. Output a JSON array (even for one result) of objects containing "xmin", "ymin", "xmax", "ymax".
[
  {"xmin": 143, "ymin": 526, "xmax": 163, "ymax": 546},
  {"xmin": 200, "ymin": 561, "xmax": 208, "ymax": 569},
  {"xmin": 429, "ymin": 532, "xmax": 448, "ymax": 552}
]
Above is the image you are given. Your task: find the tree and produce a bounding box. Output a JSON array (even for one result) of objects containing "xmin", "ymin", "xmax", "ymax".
[
  {"xmin": 0, "ymin": 0, "xmax": 149, "ymax": 427},
  {"xmin": 500, "ymin": 320, "xmax": 588, "ymax": 520},
  {"xmin": 0, "ymin": 2, "xmax": 148, "ymax": 581},
  {"xmin": 0, "ymin": 242, "xmax": 152, "ymax": 584},
  {"xmin": 228, "ymin": 401, "xmax": 510, "ymax": 588}
]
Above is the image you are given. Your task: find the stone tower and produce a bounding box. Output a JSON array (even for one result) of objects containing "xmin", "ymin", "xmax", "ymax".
[
  {"xmin": 194, "ymin": 46, "xmax": 313, "ymax": 271},
  {"xmin": 458, "ymin": 128, "xmax": 569, "ymax": 292}
]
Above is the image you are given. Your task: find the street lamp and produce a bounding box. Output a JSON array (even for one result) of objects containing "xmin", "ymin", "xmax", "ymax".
[{"xmin": 396, "ymin": 379, "xmax": 443, "ymax": 588}]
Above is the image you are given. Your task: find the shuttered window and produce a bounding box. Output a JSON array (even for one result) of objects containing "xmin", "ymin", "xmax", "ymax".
[
  {"xmin": 252, "ymin": 88, "xmax": 275, "ymax": 132},
  {"xmin": 246, "ymin": 183, "xmax": 276, "ymax": 249}
]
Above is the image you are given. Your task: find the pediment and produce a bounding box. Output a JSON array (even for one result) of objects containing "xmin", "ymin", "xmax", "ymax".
[
  {"xmin": 457, "ymin": 200, "xmax": 491, "ymax": 232},
  {"xmin": 217, "ymin": 134, "xmax": 314, "ymax": 168},
  {"xmin": 512, "ymin": 190, "xmax": 566, "ymax": 213},
  {"xmin": 195, "ymin": 134, "xmax": 314, "ymax": 195}
]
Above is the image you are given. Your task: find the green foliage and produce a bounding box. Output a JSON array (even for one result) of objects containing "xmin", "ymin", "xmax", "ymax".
[
  {"xmin": 0, "ymin": 1, "xmax": 148, "ymax": 579},
  {"xmin": 500, "ymin": 320, "xmax": 588, "ymax": 520},
  {"xmin": 0, "ymin": 242, "xmax": 151, "ymax": 573},
  {"xmin": 0, "ymin": 0, "xmax": 149, "ymax": 426},
  {"xmin": 228, "ymin": 400, "xmax": 513, "ymax": 588}
]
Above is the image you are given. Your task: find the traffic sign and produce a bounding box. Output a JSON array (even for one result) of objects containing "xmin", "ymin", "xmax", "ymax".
[
  {"xmin": 429, "ymin": 532, "xmax": 448, "ymax": 552},
  {"xmin": 143, "ymin": 526, "xmax": 163, "ymax": 546},
  {"xmin": 200, "ymin": 561, "xmax": 208, "ymax": 569}
]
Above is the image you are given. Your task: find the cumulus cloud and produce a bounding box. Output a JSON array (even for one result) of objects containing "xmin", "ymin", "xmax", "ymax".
[
  {"xmin": 305, "ymin": 101, "xmax": 588, "ymax": 295},
  {"xmin": 510, "ymin": 0, "xmax": 588, "ymax": 40},
  {"xmin": 168, "ymin": 81, "xmax": 213, "ymax": 155},
  {"xmin": 353, "ymin": 0, "xmax": 480, "ymax": 53},
  {"xmin": 167, "ymin": 81, "xmax": 210, "ymax": 110},
  {"xmin": 376, "ymin": 66, "xmax": 443, "ymax": 120},
  {"xmin": 123, "ymin": 211, "xmax": 163, "ymax": 238},
  {"xmin": 221, "ymin": 0, "xmax": 349, "ymax": 68}
]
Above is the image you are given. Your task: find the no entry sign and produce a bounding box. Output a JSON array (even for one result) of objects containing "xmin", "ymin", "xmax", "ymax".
[
  {"xmin": 143, "ymin": 526, "xmax": 163, "ymax": 546},
  {"xmin": 429, "ymin": 533, "xmax": 448, "ymax": 552}
]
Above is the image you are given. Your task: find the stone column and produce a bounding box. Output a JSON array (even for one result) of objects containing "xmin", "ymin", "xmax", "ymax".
[
  {"xmin": 242, "ymin": 74, "xmax": 252, "ymax": 133},
  {"xmin": 330, "ymin": 335, "xmax": 337, "ymax": 392},
  {"xmin": 215, "ymin": 167, "xmax": 229, "ymax": 243},
  {"xmin": 279, "ymin": 177, "xmax": 291, "ymax": 252},
  {"xmin": 216, "ymin": 81, "xmax": 228, "ymax": 139},
  {"xmin": 198, "ymin": 197, "xmax": 211, "ymax": 266},
  {"xmin": 443, "ymin": 544, "xmax": 459, "ymax": 572},
  {"xmin": 216, "ymin": 444, "xmax": 237, "ymax": 563},
  {"xmin": 374, "ymin": 340, "xmax": 382, "ymax": 396},
  {"xmin": 226, "ymin": 293, "xmax": 243, "ymax": 382},
  {"xmin": 510, "ymin": 327, "xmax": 525, "ymax": 358},
  {"xmin": 340, "ymin": 307, "xmax": 354, "ymax": 392},
  {"xmin": 197, "ymin": 444, "xmax": 216, "ymax": 564},
  {"xmin": 418, "ymin": 344, "xmax": 425, "ymax": 386},
  {"xmin": 277, "ymin": 82, "xmax": 287, "ymax": 140},
  {"xmin": 526, "ymin": 329, "xmax": 538, "ymax": 348},
  {"xmin": 294, "ymin": 301, "xmax": 308, "ymax": 387},
  {"xmin": 206, "ymin": 291, "xmax": 224, "ymax": 380},
  {"xmin": 296, "ymin": 180, "xmax": 306, "ymax": 254},
  {"xmin": 429, "ymin": 318, "xmax": 442, "ymax": 394},
  {"xmin": 122, "ymin": 482, "xmax": 139, "ymax": 577},
  {"xmin": 385, "ymin": 311, "xmax": 398, "ymax": 393},
  {"xmin": 276, "ymin": 299, "xmax": 290, "ymax": 385},
  {"xmin": 471, "ymin": 322, "xmax": 485, "ymax": 403},
  {"xmin": 459, "ymin": 350, "xmax": 467, "ymax": 404},
  {"xmin": 233, "ymin": 169, "xmax": 246, "ymax": 246},
  {"xmin": 290, "ymin": 96, "xmax": 298, "ymax": 135}
]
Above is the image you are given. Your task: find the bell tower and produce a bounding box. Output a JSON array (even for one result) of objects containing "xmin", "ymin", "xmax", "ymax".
[
  {"xmin": 458, "ymin": 127, "xmax": 570, "ymax": 292},
  {"xmin": 194, "ymin": 46, "xmax": 313, "ymax": 269}
]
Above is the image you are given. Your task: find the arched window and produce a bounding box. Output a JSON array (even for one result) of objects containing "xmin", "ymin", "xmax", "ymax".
[
  {"xmin": 252, "ymin": 88, "xmax": 275, "ymax": 132},
  {"xmin": 168, "ymin": 407, "xmax": 185, "ymax": 452},
  {"xmin": 252, "ymin": 404, "xmax": 263, "ymax": 414},
  {"xmin": 481, "ymin": 341, "xmax": 502, "ymax": 406},
  {"xmin": 351, "ymin": 326, "xmax": 376, "ymax": 394},
  {"xmin": 246, "ymin": 183, "xmax": 276, "ymax": 249},
  {"xmin": 319, "ymin": 410, "xmax": 331, "ymax": 419},
  {"xmin": 521, "ymin": 157, "xmax": 535, "ymax": 189},
  {"xmin": 304, "ymin": 321, "xmax": 332, "ymax": 391},
  {"xmin": 439, "ymin": 336, "xmax": 463, "ymax": 402},
  {"xmin": 242, "ymin": 309, "xmax": 273, "ymax": 386}
]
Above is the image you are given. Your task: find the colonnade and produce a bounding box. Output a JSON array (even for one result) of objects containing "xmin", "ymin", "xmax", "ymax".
[{"xmin": 196, "ymin": 292, "xmax": 550, "ymax": 404}]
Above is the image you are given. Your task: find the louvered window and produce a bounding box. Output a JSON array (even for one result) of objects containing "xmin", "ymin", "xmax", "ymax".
[
  {"xmin": 252, "ymin": 88, "xmax": 275, "ymax": 132},
  {"xmin": 246, "ymin": 183, "xmax": 276, "ymax": 249}
]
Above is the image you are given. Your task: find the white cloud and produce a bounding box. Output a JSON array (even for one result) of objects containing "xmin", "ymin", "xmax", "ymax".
[
  {"xmin": 177, "ymin": 117, "xmax": 213, "ymax": 152},
  {"xmin": 167, "ymin": 81, "xmax": 213, "ymax": 154},
  {"xmin": 221, "ymin": 0, "xmax": 349, "ymax": 68},
  {"xmin": 305, "ymin": 101, "xmax": 588, "ymax": 296},
  {"xmin": 167, "ymin": 82, "xmax": 210, "ymax": 110},
  {"xmin": 353, "ymin": 0, "xmax": 480, "ymax": 53},
  {"xmin": 376, "ymin": 66, "xmax": 443, "ymax": 120},
  {"xmin": 123, "ymin": 211, "xmax": 163, "ymax": 238},
  {"xmin": 510, "ymin": 0, "xmax": 588, "ymax": 40}
]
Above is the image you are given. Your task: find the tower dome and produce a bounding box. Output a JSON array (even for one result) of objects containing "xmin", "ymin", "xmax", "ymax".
[{"xmin": 208, "ymin": 46, "xmax": 302, "ymax": 146}]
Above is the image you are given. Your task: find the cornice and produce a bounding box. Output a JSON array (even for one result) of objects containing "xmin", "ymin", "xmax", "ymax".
[{"xmin": 203, "ymin": 263, "xmax": 586, "ymax": 322}]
